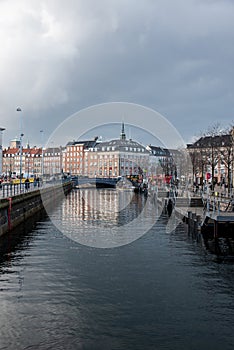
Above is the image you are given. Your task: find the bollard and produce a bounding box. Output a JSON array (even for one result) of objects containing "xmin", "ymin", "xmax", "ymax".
[
  {"xmin": 192, "ymin": 213, "xmax": 197, "ymax": 237},
  {"xmin": 163, "ymin": 199, "xmax": 167, "ymax": 214},
  {"xmin": 207, "ymin": 197, "xmax": 210, "ymax": 213},
  {"xmin": 196, "ymin": 215, "xmax": 202, "ymax": 242},
  {"xmin": 217, "ymin": 200, "xmax": 220, "ymax": 215},
  {"xmin": 188, "ymin": 211, "xmax": 192, "ymax": 235}
]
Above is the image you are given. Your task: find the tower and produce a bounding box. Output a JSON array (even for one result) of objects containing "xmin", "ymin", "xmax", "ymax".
[{"xmin": 120, "ymin": 122, "xmax": 126, "ymax": 140}]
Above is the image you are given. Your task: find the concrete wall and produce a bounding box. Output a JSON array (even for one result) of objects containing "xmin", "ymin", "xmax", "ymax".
[{"xmin": 0, "ymin": 182, "xmax": 72, "ymax": 237}]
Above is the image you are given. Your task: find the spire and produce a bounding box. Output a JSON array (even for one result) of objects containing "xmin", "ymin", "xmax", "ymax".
[{"xmin": 120, "ymin": 122, "xmax": 126, "ymax": 140}]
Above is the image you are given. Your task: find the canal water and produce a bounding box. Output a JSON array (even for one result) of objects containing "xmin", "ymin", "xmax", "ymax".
[{"xmin": 0, "ymin": 189, "xmax": 234, "ymax": 350}]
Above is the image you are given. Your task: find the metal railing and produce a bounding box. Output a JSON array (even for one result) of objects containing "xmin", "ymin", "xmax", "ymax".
[
  {"xmin": 0, "ymin": 178, "xmax": 72, "ymax": 199},
  {"xmin": 202, "ymin": 192, "xmax": 234, "ymax": 216},
  {"xmin": 0, "ymin": 182, "xmax": 42, "ymax": 198}
]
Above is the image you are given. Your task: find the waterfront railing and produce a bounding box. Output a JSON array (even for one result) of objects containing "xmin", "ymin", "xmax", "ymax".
[{"xmin": 0, "ymin": 179, "xmax": 70, "ymax": 199}]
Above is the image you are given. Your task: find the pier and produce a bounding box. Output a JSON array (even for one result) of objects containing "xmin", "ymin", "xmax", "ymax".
[{"xmin": 155, "ymin": 187, "xmax": 234, "ymax": 258}]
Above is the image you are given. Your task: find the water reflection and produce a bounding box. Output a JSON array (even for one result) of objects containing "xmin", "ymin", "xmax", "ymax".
[
  {"xmin": 51, "ymin": 189, "xmax": 160, "ymax": 248},
  {"xmin": 0, "ymin": 190, "xmax": 234, "ymax": 350},
  {"xmin": 63, "ymin": 189, "xmax": 146, "ymax": 225}
]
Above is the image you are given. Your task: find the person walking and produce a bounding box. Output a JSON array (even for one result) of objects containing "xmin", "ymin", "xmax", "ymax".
[{"xmin": 25, "ymin": 178, "xmax": 30, "ymax": 190}]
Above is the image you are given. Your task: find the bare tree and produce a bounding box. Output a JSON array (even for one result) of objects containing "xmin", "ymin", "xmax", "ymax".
[
  {"xmin": 218, "ymin": 125, "xmax": 234, "ymax": 195},
  {"xmin": 201, "ymin": 124, "xmax": 224, "ymax": 190},
  {"xmin": 188, "ymin": 123, "xmax": 234, "ymax": 194},
  {"xmin": 196, "ymin": 147, "xmax": 208, "ymax": 189}
]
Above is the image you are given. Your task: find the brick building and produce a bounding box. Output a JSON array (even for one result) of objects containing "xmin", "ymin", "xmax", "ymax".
[
  {"xmin": 3, "ymin": 145, "xmax": 42, "ymax": 178},
  {"xmin": 62, "ymin": 138, "xmax": 98, "ymax": 175},
  {"xmin": 88, "ymin": 123, "xmax": 149, "ymax": 178},
  {"xmin": 63, "ymin": 124, "xmax": 149, "ymax": 178}
]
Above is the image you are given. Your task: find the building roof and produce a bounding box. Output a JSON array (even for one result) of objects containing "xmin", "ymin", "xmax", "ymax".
[
  {"xmin": 147, "ymin": 145, "xmax": 171, "ymax": 157},
  {"xmin": 66, "ymin": 138, "xmax": 98, "ymax": 149},
  {"xmin": 3, "ymin": 147, "xmax": 42, "ymax": 156},
  {"xmin": 3, "ymin": 148, "xmax": 19, "ymax": 155},
  {"xmin": 95, "ymin": 138, "xmax": 149, "ymax": 153},
  {"xmin": 187, "ymin": 134, "xmax": 232, "ymax": 149}
]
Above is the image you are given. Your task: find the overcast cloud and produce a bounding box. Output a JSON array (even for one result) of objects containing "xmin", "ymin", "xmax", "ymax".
[{"xmin": 1, "ymin": 0, "xmax": 234, "ymax": 146}]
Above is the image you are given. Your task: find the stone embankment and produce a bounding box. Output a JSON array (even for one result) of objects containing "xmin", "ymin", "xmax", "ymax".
[{"xmin": 0, "ymin": 181, "xmax": 72, "ymax": 237}]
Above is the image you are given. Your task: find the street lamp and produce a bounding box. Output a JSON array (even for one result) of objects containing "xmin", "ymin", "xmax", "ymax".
[
  {"xmin": 0, "ymin": 127, "xmax": 5, "ymax": 175},
  {"xmin": 201, "ymin": 154, "xmax": 206, "ymax": 191},
  {"xmin": 17, "ymin": 107, "xmax": 24, "ymax": 190},
  {"xmin": 19, "ymin": 132, "xmax": 24, "ymax": 189},
  {"xmin": 40, "ymin": 130, "xmax": 44, "ymax": 178},
  {"xmin": 51, "ymin": 141, "xmax": 55, "ymax": 177},
  {"xmin": 27, "ymin": 151, "xmax": 30, "ymax": 176}
]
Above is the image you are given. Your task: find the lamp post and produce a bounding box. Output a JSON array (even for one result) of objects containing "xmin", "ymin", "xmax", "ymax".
[
  {"xmin": 51, "ymin": 141, "xmax": 55, "ymax": 177},
  {"xmin": 0, "ymin": 127, "xmax": 5, "ymax": 175},
  {"xmin": 201, "ymin": 154, "xmax": 206, "ymax": 192},
  {"xmin": 40, "ymin": 130, "xmax": 44, "ymax": 179},
  {"xmin": 19, "ymin": 132, "xmax": 24, "ymax": 189},
  {"xmin": 27, "ymin": 152, "xmax": 30, "ymax": 177},
  {"xmin": 16, "ymin": 107, "xmax": 24, "ymax": 190}
]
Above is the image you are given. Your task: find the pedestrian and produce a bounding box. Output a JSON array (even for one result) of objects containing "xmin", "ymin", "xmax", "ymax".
[
  {"xmin": 25, "ymin": 178, "xmax": 30, "ymax": 190},
  {"xmin": 36, "ymin": 177, "xmax": 40, "ymax": 187}
]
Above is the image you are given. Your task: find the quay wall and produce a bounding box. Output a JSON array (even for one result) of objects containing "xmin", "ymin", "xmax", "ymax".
[
  {"xmin": 0, "ymin": 182, "xmax": 72, "ymax": 237},
  {"xmin": 157, "ymin": 193, "xmax": 204, "ymax": 240},
  {"xmin": 156, "ymin": 191, "xmax": 234, "ymax": 257}
]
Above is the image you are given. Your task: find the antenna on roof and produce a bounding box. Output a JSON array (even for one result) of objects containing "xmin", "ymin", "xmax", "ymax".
[
  {"xmin": 129, "ymin": 126, "xmax": 132, "ymax": 140},
  {"xmin": 120, "ymin": 121, "xmax": 126, "ymax": 140}
]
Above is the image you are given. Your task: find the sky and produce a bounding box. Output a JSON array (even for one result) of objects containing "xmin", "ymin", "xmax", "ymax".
[{"xmin": 1, "ymin": 0, "xmax": 234, "ymax": 148}]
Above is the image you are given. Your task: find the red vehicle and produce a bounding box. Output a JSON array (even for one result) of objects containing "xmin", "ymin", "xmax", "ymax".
[{"xmin": 165, "ymin": 175, "xmax": 172, "ymax": 184}]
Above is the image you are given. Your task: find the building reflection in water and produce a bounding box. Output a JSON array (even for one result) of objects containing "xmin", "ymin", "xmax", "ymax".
[
  {"xmin": 64, "ymin": 189, "xmax": 145, "ymax": 225},
  {"xmin": 52, "ymin": 188, "xmax": 159, "ymax": 248}
]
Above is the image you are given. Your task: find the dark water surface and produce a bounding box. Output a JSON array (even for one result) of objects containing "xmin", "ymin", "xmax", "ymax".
[{"xmin": 0, "ymin": 189, "xmax": 234, "ymax": 350}]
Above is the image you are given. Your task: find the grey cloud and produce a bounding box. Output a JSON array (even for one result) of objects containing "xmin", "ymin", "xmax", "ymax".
[{"xmin": 1, "ymin": 0, "xmax": 234, "ymax": 146}]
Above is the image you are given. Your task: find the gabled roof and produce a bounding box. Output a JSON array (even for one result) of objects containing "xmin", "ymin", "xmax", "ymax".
[
  {"xmin": 3, "ymin": 147, "xmax": 19, "ymax": 155},
  {"xmin": 3, "ymin": 147, "xmax": 42, "ymax": 156},
  {"xmin": 23, "ymin": 148, "xmax": 42, "ymax": 156}
]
